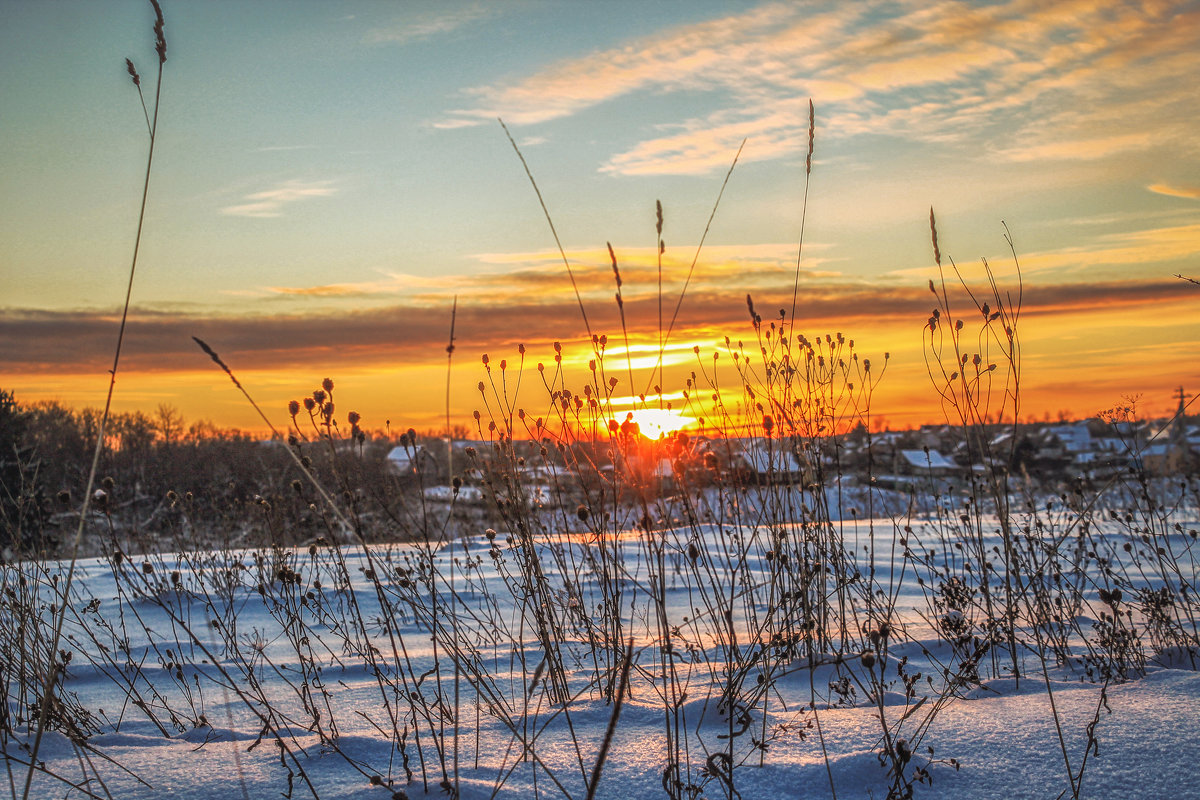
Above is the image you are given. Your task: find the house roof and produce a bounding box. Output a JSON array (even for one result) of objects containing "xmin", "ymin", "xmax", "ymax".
[
  {"xmin": 736, "ymin": 442, "xmax": 803, "ymax": 473},
  {"xmin": 898, "ymin": 449, "xmax": 958, "ymax": 470},
  {"xmin": 386, "ymin": 445, "xmax": 435, "ymax": 467}
]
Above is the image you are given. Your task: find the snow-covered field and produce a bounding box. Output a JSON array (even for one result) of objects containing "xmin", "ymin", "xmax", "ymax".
[{"xmin": 5, "ymin": 500, "xmax": 1199, "ymax": 800}]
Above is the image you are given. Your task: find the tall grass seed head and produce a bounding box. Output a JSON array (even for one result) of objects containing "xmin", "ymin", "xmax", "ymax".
[{"xmin": 150, "ymin": 0, "xmax": 166, "ymax": 63}]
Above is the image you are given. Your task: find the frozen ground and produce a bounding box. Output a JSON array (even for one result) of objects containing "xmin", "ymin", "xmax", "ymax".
[{"xmin": 5, "ymin": 511, "xmax": 1199, "ymax": 800}]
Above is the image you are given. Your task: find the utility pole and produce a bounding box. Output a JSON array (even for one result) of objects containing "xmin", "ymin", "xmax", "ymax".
[{"xmin": 1170, "ymin": 386, "xmax": 1193, "ymax": 452}]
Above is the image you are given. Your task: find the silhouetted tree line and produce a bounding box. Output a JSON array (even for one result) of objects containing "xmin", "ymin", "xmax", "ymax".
[{"xmin": 0, "ymin": 390, "xmax": 411, "ymax": 557}]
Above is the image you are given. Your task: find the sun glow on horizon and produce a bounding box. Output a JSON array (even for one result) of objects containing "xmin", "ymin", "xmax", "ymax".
[{"xmin": 623, "ymin": 408, "xmax": 697, "ymax": 440}]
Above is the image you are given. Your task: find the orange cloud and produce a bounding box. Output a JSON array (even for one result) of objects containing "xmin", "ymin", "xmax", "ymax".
[
  {"xmin": 7, "ymin": 272, "xmax": 1196, "ymax": 435},
  {"xmin": 889, "ymin": 222, "xmax": 1200, "ymax": 282},
  {"xmin": 2, "ymin": 276, "xmax": 1189, "ymax": 373},
  {"xmin": 1149, "ymin": 183, "xmax": 1200, "ymax": 200},
  {"xmin": 437, "ymin": 0, "xmax": 1200, "ymax": 175},
  {"xmin": 267, "ymin": 284, "xmax": 375, "ymax": 298},
  {"xmin": 993, "ymin": 132, "xmax": 1158, "ymax": 163}
]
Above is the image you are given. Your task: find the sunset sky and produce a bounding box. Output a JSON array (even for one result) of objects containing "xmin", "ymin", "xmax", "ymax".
[{"xmin": 2, "ymin": 0, "xmax": 1199, "ymax": 436}]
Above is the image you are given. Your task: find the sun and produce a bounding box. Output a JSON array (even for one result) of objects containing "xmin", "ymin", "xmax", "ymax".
[{"xmin": 623, "ymin": 408, "xmax": 696, "ymax": 440}]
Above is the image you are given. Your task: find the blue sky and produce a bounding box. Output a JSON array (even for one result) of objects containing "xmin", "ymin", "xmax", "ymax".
[{"xmin": 2, "ymin": 0, "xmax": 1199, "ymax": 430}]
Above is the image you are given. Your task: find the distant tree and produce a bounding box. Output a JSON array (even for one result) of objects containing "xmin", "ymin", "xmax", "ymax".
[
  {"xmin": 112, "ymin": 411, "xmax": 156, "ymax": 491},
  {"xmin": 185, "ymin": 418, "xmax": 244, "ymax": 442},
  {"xmin": 1009, "ymin": 436, "xmax": 1038, "ymax": 473},
  {"xmin": 845, "ymin": 421, "xmax": 869, "ymax": 447},
  {"xmin": 23, "ymin": 400, "xmax": 90, "ymax": 496},
  {"xmin": 114, "ymin": 411, "xmax": 156, "ymax": 452},
  {"xmin": 0, "ymin": 389, "xmax": 23, "ymax": 458},
  {"xmin": 0, "ymin": 389, "xmax": 50, "ymax": 553},
  {"xmin": 154, "ymin": 403, "xmax": 185, "ymax": 443},
  {"xmin": 0, "ymin": 389, "xmax": 28, "ymax": 523}
]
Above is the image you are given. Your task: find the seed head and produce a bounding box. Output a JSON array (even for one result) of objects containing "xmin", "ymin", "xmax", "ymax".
[
  {"xmin": 806, "ymin": 99, "xmax": 814, "ymax": 175},
  {"xmin": 608, "ymin": 242, "xmax": 621, "ymax": 288},
  {"xmin": 929, "ymin": 207, "xmax": 941, "ymax": 267},
  {"xmin": 150, "ymin": 0, "xmax": 166, "ymax": 64}
]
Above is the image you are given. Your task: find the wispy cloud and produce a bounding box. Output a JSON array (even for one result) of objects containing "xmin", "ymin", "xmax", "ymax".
[
  {"xmin": 220, "ymin": 179, "xmax": 338, "ymax": 218},
  {"xmin": 1149, "ymin": 182, "xmax": 1200, "ymax": 200},
  {"xmin": 886, "ymin": 222, "xmax": 1200, "ymax": 281},
  {"xmin": 1017, "ymin": 223, "xmax": 1200, "ymax": 276},
  {"xmin": 442, "ymin": 2, "xmax": 803, "ymax": 130},
  {"xmin": 257, "ymin": 254, "xmax": 821, "ymax": 310},
  {"xmin": 262, "ymin": 273, "xmax": 431, "ymax": 300},
  {"xmin": 365, "ymin": 4, "xmax": 493, "ymax": 46},
  {"xmin": 438, "ymin": 0, "xmax": 1200, "ymax": 175},
  {"xmin": 267, "ymin": 284, "xmax": 374, "ymax": 298},
  {"xmin": 992, "ymin": 132, "xmax": 1157, "ymax": 163},
  {"xmin": 450, "ymin": 243, "xmax": 842, "ymax": 305}
]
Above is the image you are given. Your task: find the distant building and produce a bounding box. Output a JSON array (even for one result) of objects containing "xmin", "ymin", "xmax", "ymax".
[
  {"xmin": 896, "ymin": 449, "xmax": 959, "ymax": 475},
  {"xmin": 1045, "ymin": 421, "xmax": 1092, "ymax": 454},
  {"xmin": 385, "ymin": 445, "xmax": 440, "ymax": 481},
  {"xmin": 729, "ymin": 439, "xmax": 807, "ymax": 483}
]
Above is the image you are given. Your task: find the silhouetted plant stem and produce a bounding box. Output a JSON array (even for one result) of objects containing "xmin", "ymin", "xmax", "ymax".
[{"xmin": 24, "ymin": 5, "xmax": 166, "ymax": 799}]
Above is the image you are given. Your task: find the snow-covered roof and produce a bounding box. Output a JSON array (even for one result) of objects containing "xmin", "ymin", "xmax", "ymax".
[
  {"xmin": 736, "ymin": 441, "xmax": 803, "ymax": 473},
  {"xmin": 898, "ymin": 449, "xmax": 959, "ymax": 470},
  {"xmin": 386, "ymin": 445, "xmax": 438, "ymax": 474},
  {"xmin": 386, "ymin": 444, "xmax": 424, "ymax": 463},
  {"xmin": 1046, "ymin": 422, "xmax": 1092, "ymax": 451},
  {"xmin": 423, "ymin": 485, "xmax": 484, "ymax": 503}
]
